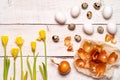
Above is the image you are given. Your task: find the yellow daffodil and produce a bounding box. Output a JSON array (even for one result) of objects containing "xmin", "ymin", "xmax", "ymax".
[
  {"xmin": 11, "ymin": 48, "xmax": 19, "ymax": 60},
  {"xmin": 1, "ymin": 35, "xmax": 8, "ymax": 47},
  {"xmin": 31, "ymin": 41, "xmax": 36, "ymax": 53},
  {"xmin": 37, "ymin": 30, "xmax": 46, "ymax": 41},
  {"xmin": 37, "ymin": 30, "xmax": 48, "ymax": 80},
  {"xmin": 15, "ymin": 36, "xmax": 24, "ymax": 48}
]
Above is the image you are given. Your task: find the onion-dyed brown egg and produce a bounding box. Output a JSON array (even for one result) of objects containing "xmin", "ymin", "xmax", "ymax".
[
  {"xmin": 108, "ymin": 52, "xmax": 118, "ymax": 64},
  {"xmin": 58, "ymin": 61, "xmax": 71, "ymax": 75}
]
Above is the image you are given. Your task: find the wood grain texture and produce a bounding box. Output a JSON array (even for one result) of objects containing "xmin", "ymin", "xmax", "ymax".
[
  {"xmin": 0, "ymin": 0, "xmax": 120, "ymax": 24},
  {"xmin": 0, "ymin": 0, "xmax": 120, "ymax": 80}
]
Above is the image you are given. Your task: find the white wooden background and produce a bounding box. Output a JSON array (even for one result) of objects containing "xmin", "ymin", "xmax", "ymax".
[{"xmin": 0, "ymin": 0, "xmax": 120, "ymax": 80}]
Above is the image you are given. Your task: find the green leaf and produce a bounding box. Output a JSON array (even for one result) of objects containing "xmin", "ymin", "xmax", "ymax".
[
  {"xmin": 39, "ymin": 65, "xmax": 45, "ymax": 80},
  {"xmin": 24, "ymin": 71, "xmax": 28, "ymax": 80},
  {"xmin": 42, "ymin": 63, "xmax": 47, "ymax": 80},
  {"xmin": 27, "ymin": 55, "xmax": 33, "ymax": 80}
]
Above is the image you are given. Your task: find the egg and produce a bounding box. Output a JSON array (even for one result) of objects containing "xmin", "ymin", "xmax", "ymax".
[
  {"xmin": 83, "ymin": 23, "xmax": 94, "ymax": 35},
  {"xmin": 55, "ymin": 12, "xmax": 66, "ymax": 25},
  {"xmin": 70, "ymin": 6, "xmax": 80, "ymax": 18},
  {"xmin": 102, "ymin": 5, "xmax": 113, "ymax": 19},
  {"xmin": 107, "ymin": 23, "xmax": 117, "ymax": 35}
]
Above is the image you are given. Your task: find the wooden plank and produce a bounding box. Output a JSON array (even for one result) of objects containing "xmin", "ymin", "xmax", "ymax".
[
  {"xmin": 0, "ymin": 24, "xmax": 120, "ymax": 56},
  {"xmin": 0, "ymin": 0, "xmax": 120, "ymax": 24},
  {"xmin": 0, "ymin": 57, "xmax": 120, "ymax": 80}
]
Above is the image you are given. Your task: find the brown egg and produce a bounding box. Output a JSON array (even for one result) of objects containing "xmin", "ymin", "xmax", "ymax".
[
  {"xmin": 58, "ymin": 61, "xmax": 71, "ymax": 75},
  {"xmin": 97, "ymin": 50, "xmax": 108, "ymax": 63},
  {"xmin": 75, "ymin": 59, "xmax": 86, "ymax": 68},
  {"xmin": 95, "ymin": 63, "xmax": 106, "ymax": 77},
  {"xmin": 108, "ymin": 52, "xmax": 118, "ymax": 64}
]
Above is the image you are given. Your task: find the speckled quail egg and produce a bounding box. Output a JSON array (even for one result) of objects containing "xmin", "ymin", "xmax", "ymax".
[
  {"xmin": 52, "ymin": 35, "xmax": 59, "ymax": 42},
  {"xmin": 97, "ymin": 26, "xmax": 104, "ymax": 34},
  {"xmin": 68, "ymin": 23, "xmax": 76, "ymax": 31},
  {"xmin": 81, "ymin": 2, "xmax": 88, "ymax": 9},
  {"xmin": 74, "ymin": 35, "xmax": 81, "ymax": 42}
]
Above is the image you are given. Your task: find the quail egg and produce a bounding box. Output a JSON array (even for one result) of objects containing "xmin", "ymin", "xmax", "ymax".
[{"xmin": 52, "ymin": 35, "xmax": 59, "ymax": 42}]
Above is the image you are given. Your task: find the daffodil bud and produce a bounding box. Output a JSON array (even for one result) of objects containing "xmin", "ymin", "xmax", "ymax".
[
  {"xmin": 39, "ymin": 30, "xmax": 46, "ymax": 41},
  {"xmin": 1, "ymin": 35, "xmax": 8, "ymax": 47},
  {"xmin": 11, "ymin": 48, "xmax": 19, "ymax": 60},
  {"xmin": 31, "ymin": 41, "xmax": 36, "ymax": 53},
  {"xmin": 15, "ymin": 36, "xmax": 24, "ymax": 48}
]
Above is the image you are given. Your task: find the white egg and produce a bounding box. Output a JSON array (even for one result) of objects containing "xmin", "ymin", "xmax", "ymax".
[
  {"xmin": 83, "ymin": 23, "xmax": 94, "ymax": 35},
  {"xmin": 107, "ymin": 23, "xmax": 117, "ymax": 35},
  {"xmin": 55, "ymin": 12, "xmax": 66, "ymax": 25},
  {"xmin": 70, "ymin": 6, "xmax": 80, "ymax": 18},
  {"xmin": 102, "ymin": 5, "xmax": 113, "ymax": 19}
]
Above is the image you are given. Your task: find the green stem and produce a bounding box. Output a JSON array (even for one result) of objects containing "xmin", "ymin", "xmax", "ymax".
[
  {"xmin": 33, "ymin": 53, "xmax": 36, "ymax": 80},
  {"xmin": 20, "ymin": 47, "xmax": 23, "ymax": 80},
  {"xmin": 13, "ymin": 61, "xmax": 16, "ymax": 80},
  {"xmin": 3, "ymin": 46, "xmax": 7, "ymax": 80},
  {"xmin": 43, "ymin": 41, "xmax": 47, "ymax": 80},
  {"xmin": 27, "ymin": 56, "xmax": 32, "ymax": 80}
]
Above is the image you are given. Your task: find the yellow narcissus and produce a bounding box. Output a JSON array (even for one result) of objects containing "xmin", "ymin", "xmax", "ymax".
[
  {"xmin": 31, "ymin": 41, "xmax": 36, "ymax": 53},
  {"xmin": 37, "ymin": 30, "xmax": 46, "ymax": 41},
  {"xmin": 11, "ymin": 48, "xmax": 19, "ymax": 60},
  {"xmin": 1, "ymin": 35, "xmax": 8, "ymax": 47},
  {"xmin": 15, "ymin": 36, "xmax": 24, "ymax": 48}
]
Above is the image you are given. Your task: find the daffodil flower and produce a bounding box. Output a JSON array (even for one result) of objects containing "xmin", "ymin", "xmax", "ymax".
[
  {"xmin": 31, "ymin": 41, "xmax": 36, "ymax": 54},
  {"xmin": 11, "ymin": 48, "xmax": 19, "ymax": 61},
  {"xmin": 37, "ymin": 30, "xmax": 46, "ymax": 41},
  {"xmin": 15, "ymin": 36, "xmax": 24, "ymax": 48},
  {"xmin": 27, "ymin": 41, "xmax": 38, "ymax": 80},
  {"xmin": 11, "ymin": 48, "xmax": 19, "ymax": 80},
  {"xmin": 37, "ymin": 30, "xmax": 48, "ymax": 80},
  {"xmin": 15, "ymin": 36, "xmax": 26, "ymax": 80},
  {"xmin": 1, "ymin": 35, "xmax": 10, "ymax": 80},
  {"xmin": 1, "ymin": 35, "xmax": 8, "ymax": 48}
]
